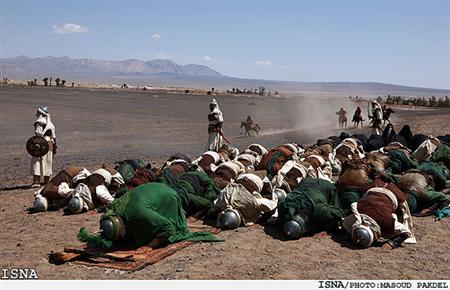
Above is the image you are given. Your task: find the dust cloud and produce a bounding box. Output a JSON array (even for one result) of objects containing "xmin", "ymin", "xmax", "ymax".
[{"xmin": 288, "ymin": 93, "xmax": 360, "ymax": 137}]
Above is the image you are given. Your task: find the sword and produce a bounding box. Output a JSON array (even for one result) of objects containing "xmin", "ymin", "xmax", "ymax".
[
  {"xmin": 40, "ymin": 156, "xmax": 44, "ymax": 182},
  {"xmin": 219, "ymin": 129, "xmax": 232, "ymax": 144},
  {"xmin": 367, "ymin": 100, "xmax": 372, "ymax": 120}
]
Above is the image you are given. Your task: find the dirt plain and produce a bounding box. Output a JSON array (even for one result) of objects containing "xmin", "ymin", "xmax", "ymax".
[{"xmin": 0, "ymin": 85, "xmax": 449, "ymax": 279}]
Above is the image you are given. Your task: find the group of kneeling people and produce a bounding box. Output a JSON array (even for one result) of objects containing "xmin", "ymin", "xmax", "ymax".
[{"xmin": 32, "ymin": 126, "xmax": 450, "ymax": 250}]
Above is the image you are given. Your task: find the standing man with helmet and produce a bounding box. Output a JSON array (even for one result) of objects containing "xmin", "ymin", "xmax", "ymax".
[
  {"xmin": 30, "ymin": 107, "xmax": 56, "ymax": 187},
  {"xmin": 206, "ymin": 99, "xmax": 228, "ymax": 151}
]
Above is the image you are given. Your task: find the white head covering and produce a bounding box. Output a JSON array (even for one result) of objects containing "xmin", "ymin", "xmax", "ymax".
[
  {"xmin": 342, "ymin": 138, "xmax": 358, "ymax": 148},
  {"xmin": 274, "ymin": 160, "xmax": 308, "ymax": 190},
  {"xmin": 34, "ymin": 107, "xmax": 56, "ymax": 138},
  {"xmin": 305, "ymin": 154, "xmax": 326, "ymax": 166},
  {"xmin": 371, "ymin": 101, "xmax": 382, "ymax": 113},
  {"xmin": 237, "ymin": 153, "xmax": 257, "ymax": 165},
  {"xmin": 247, "ymin": 143, "xmax": 268, "ymax": 156},
  {"xmin": 93, "ymin": 168, "xmax": 113, "ymax": 185},
  {"xmin": 209, "ymin": 99, "xmax": 223, "ymax": 123},
  {"xmin": 212, "ymin": 161, "xmax": 244, "ymax": 176},
  {"xmin": 210, "ymin": 99, "xmax": 220, "ymax": 111},
  {"xmin": 236, "ymin": 173, "xmax": 264, "ymax": 193},
  {"xmin": 204, "ymin": 151, "xmax": 221, "ymax": 163},
  {"xmin": 37, "ymin": 107, "xmax": 49, "ymax": 116},
  {"xmin": 284, "ymin": 143, "xmax": 298, "ymax": 154}
]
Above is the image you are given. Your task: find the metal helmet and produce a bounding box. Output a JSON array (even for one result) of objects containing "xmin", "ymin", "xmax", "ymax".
[
  {"xmin": 273, "ymin": 188, "xmax": 287, "ymax": 202},
  {"xmin": 220, "ymin": 209, "xmax": 241, "ymax": 229},
  {"xmin": 33, "ymin": 196, "xmax": 48, "ymax": 212},
  {"xmin": 353, "ymin": 226, "xmax": 374, "ymax": 248},
  {"xmin": 100, "ymin": 216, "xmax": 126, "ymax": 241},
  {"xmin": 283, "ymin": 215, "xmax": 305, "ymax": 239},
  {"xmin": 443, "ymin": 168, "xmax": 450, "ymax": 180},
  {"xmin": 331, "ymin": 163, "xmax": 341, "ymax": 175},
  {"xmin": 67, "ymin": 196, "xmax": 84, "ymax": 214}
]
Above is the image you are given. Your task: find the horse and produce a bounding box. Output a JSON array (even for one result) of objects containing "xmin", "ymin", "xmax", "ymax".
[
  {"xmin": 352, "ymin": 107, "xmax": 364, "ymax": 128},
  {"xmin": 383, "ymin": 108, "xmax": 395, "ymax": 125},
  {"xmin": 338, "ymin": 116, "xmax": 347, "ymax": 130},
  {"xmin": 336, "ymin": 109, "xmax": 347, "ymax": 129},
  {"xmin": 352, "ymin": 114, "xmax": 364, "ymax": 128},
  {"xmin": 241, "ymin": 121, "xmax": 260, "ymax": 137}
]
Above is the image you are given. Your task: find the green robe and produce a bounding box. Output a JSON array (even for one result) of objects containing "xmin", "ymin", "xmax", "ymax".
[
  {"xmin": 339, "ymin": 189, "xmax": 361, "ymax": 215},
  {"xmin": 418, "ymin": 161, "xmax": 447, "ymax": 191},
  {"xmin": 101, "ymin": 182, "xmax": 216, "ymax": 248},
  {"xmin": 407, "ymin": 189, "xmax": 448, "ymax": 213},
  {"xmin": 432, "ymin": 144, "xmax": 450, "ymax": 170},
  {"xmin": 173, "ymin": 170, "xmax": 221, "ymax": 214},
  {"xmin": 278, "ymin": 178, "xmax": 344, "ymax": 233},
  {"xmin": 387, "ymin": 150, "xmax": 418, "ymax": 174}
]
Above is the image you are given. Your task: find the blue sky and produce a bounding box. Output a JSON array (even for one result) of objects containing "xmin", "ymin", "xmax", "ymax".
[{"xmin": 1, "ymin": 0, "xmax": 449, "ymax": 89}]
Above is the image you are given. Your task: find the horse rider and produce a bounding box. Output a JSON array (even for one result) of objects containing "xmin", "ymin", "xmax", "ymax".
[
  {"xmin": 369, "ymin": 101, "xmax": 383, "ymax": 135},
  {"xmin": 30, "ymin": 107, "xmax": 57, "ymax": 187},
  {"xmin": 352, "ymin": 106, "xmax": 364, "ymax": 128},
  {"xmin": 336, "ymin": 108, "xmax": 347, "ymax": 129},
  {"xmin": 382, "ymin": 105, "xmax": 395, "ymax": 125},
  {"xmin": 246, "ymin": 115, "xmax": 255, "ymax": 128},
  {"xmin": 206, "ymin": 99, "xmax": 226, "ymax": 151}
]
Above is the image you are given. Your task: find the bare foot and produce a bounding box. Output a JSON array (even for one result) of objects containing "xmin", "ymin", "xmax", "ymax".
[
  {"xmin": 380, "ymin": 243, "xmax": 393, "ymax": 251},
  {"xmin": 313, "ymin": 231, "xmax": 329, "ymax": 239},
  {"xmin": 29, "ymin": 182, "xmax": 40, "ymax": 188}
]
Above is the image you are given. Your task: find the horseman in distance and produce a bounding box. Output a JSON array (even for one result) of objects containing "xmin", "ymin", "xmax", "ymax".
[{"xmin": 241, "ymin": 115, "xmax": 261, "ymax": 137}]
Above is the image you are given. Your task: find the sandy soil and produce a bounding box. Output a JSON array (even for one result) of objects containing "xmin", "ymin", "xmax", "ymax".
[{"xmin": 0, "ymin": 86, "xmax": 449, "ymax": 279}]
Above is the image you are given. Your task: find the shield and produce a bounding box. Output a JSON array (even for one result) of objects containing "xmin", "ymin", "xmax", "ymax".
[{"xmin": 26, "ymin": 135, "xmax": 49, "ymax": 157}]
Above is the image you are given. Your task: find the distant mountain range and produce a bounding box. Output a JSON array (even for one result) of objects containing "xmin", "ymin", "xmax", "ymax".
[
  {"xmin": 1, "ymin": 55, "xmax": 449, "ymax": 97},
  {"xmin": 0, "ymin": 55, "xmax": 223, "ymax": 78}
]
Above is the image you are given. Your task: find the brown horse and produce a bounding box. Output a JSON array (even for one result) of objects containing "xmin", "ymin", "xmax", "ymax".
[
  {"xmin": 336, "ymin": 108, "xmax": 347, "ymax": 129},
  {"xmin": 241, "ymin": 121, "xmax": 260, "ymax": 137}
]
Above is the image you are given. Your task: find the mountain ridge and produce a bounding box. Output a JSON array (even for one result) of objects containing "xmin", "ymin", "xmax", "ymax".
[
  {"xmin": 1, "ymin": 55, "xmax": 449, "ymax": 96},
  {"xmin": 0, "ymin": 55, "xmax": 223, "ymax": 78}
]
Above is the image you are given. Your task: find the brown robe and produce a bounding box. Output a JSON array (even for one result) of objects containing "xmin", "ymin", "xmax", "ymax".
[
  {"xmin": 357, "ymin": 179, "xmax": 407, "ymax": 236},
  {"xmin": 257, "ymin": 146, "xmax": 294, "ymax": 173},
  {"xmin": 198, "ymin": 154, "xmax": 216, "ymax": 174},
  {"xmin": 41, "ymin": 166, "xmax": 83, "ymax": 199}
]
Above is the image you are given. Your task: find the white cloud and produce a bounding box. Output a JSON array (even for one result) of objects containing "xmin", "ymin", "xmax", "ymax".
[
  {"xmin": 156, "ymin": 52, "xmax": 173, "ymax": 59},
  {"xmin": 253, "ymin": 60, "xmax": 273, "ymax": 66},
  {"xmin": 52, "ymin": 23, "xmax": 88, "ymax": 34},
  {"xmin": 281, "ymin": 65, "xmax": 288, "ymax": 70},
  {"xmin": 202, "ymin": 56, "xmax": 212, "ymax": 61},
  {"xmin": 151, "ymin": 33, "xmax": 161, "ymax": 39}
]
